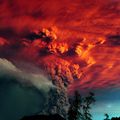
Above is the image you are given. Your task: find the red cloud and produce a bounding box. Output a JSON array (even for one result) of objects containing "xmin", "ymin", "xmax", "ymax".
[{"xmin": 0, "ymin": 0, "xmax": 120, "ymax": 94}]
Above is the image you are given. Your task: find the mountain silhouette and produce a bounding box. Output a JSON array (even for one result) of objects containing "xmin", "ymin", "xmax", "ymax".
[{"xmin": 111, "ymin": 117, "xmax": 120, "ymax": 120}]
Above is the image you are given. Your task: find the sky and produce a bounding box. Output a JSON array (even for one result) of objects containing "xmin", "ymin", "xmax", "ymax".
[
  {"xmin": 0, "ymin": 0, "xmax": 120, "ymax": 120},
  {"xmin": 91, "ymin": 88, "xmax": 120, "ymax": 120}
]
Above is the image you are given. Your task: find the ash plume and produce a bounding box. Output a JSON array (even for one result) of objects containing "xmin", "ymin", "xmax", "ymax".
[
  {"xmin": 0, "ymin": 58, "xmax": 70, "ymax": 118},
  {"xmin": 0, "ymin": 58, "xmax": 54, "ymax": 92}
]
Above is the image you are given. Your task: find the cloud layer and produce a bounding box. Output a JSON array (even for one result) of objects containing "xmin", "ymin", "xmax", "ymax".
[
  {"xmin": 0, "ymin": 58, "xmax": 55, "ymax": 120},
  {"xmin": 0, "ymin": 58, "xmax": 69, "ymax": 118},
  {"xmin": 0, "ymin": 58, "xmax": 54, "ymax": 92},
  {"xmin": 0, "ymin": 0, "xmax": 120, "ymax": 94}
]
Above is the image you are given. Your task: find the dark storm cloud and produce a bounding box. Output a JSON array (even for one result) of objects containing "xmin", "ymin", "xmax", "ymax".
[
  {"xmin": 0, "ymin": 28, "xmax": 16, "ymax": 39},
  {"xmin": 0, "ymin": 37, "xmax": 24, "ymax": 59},
  {"xmin": 0, "ymin": 58, "xmax": 69, "ymax": 118},
  {"xmin": 0, "ymin": 58, "xmax": 55, "ymax": 120},
  {"xmin": 0, "ymin": 58, "xmax": 54, "ymax": 92},
  {"xmin": 106, "ymin": 35, "xmax": 120, "ymax": 46}
]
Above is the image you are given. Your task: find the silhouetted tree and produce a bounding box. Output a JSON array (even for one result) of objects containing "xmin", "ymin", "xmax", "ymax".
[
  {"xmin": 68, "ymin": 91, "xmax": 82, "ymax": 120},
  {"xmin": 82, "ymin": 92, "xmax": 95, "ymax": 120},
  {"xmin": 68, "ymin": 91, "xmax": 95, "ymax": 120},
  {"xmin": 104, "ymin": 113, "xmax": 110, "ymax": 120}
]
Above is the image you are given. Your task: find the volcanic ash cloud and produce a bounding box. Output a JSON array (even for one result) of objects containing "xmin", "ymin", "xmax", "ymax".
[{"xmin": 0, "ymin": 58, "xmax": 69, "ymax": 117}]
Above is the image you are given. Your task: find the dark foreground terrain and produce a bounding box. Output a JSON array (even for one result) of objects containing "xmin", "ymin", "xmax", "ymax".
[
  {"xmin": 111, "ymin": 117, "xmax": 120, "ymax": 120},
  {"xmin": 20, "ymin": 114, "xmax": 65, "ymax": 120},
  {"xmin": 20, "ymin": 114, "xmax": 120, "ymax": 120}
]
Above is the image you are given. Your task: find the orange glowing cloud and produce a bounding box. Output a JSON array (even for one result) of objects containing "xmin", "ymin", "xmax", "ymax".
[{"xmin": 0, "ymin": 0, "xmax": 120, "ymax": 93}]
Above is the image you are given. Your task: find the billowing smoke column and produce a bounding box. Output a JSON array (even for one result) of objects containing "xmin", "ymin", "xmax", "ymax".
[
  {"xmin": 24, "ymin": 28, "xmax": 73, "ymax": 117},
  {"xmin": 10, "ymin": 27, "xmax": 119, "ymax": 117}
]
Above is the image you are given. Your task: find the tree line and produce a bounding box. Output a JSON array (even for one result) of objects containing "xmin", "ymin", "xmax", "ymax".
[{"xmin": 67, "ymin": 91, "xmax": 120, "ymax": 120}]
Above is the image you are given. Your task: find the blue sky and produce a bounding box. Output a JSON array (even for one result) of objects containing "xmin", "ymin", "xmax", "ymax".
[{"xmin": 91, "ymin": 88, "xmax": 120, "ymax": 120}]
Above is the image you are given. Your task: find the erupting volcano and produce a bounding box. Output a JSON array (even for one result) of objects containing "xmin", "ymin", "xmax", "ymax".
[{"xmin": 0, "ymin": 0, "xmax": 120, "ymax": 120}]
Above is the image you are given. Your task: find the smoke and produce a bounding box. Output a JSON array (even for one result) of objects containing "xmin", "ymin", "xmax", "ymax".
[
  {"xmin": 0, "ymin": 58, "xmax": 70, "ymax": 118},
  {"xmin": 0, "ymin": 58, "xmax": 57, "ymax": 120},
  {"xmin": 0, "ymin": 24, "xmax": 120, "ymax": 94},
  {"xmin": 106, "ymin": 35, "xmax": 120, "ymax": 46},
  {"xmin": 0, "ymin": 58, "xmax": 54, "ymax": 92}
]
